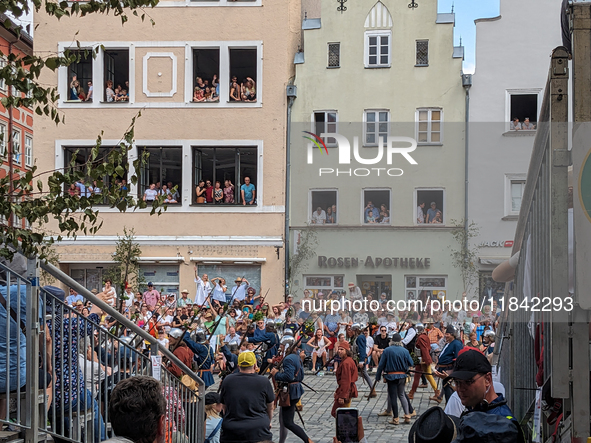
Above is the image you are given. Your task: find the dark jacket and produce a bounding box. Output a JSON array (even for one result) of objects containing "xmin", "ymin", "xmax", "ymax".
[
  {"xmin": 356, "ymin": 334, "xmax": 367, "ymax": 362},
  {"xmin": 375, "ymin": 345, "xmax": 414, "ymax": 381},
  {"xmin": 248, "ymin": 331, "xmax": 279, "ymax": 359},
  {"xmin": 183, "ymin": 332, "xmax": 215, "ymax": 388},
  {"xmin": 274, "ymin": 353, "xmax": 304, "ymax": 400},
  {"xmin": 438, "ymin": 338, "xmax": 463, "ymax": 366},
  {"xmin": 220, "ymin": 344, "xmax": 239, "ymax": 374}
]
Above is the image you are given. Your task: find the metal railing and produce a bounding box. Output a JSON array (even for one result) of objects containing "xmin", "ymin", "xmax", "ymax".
[
  {"xmin": 495, "ymin": 46, "xmax": 590, "ymax": 442},
  {"xmin": 0, "ymin": 256, "xmax": 205, "ymax": 443}
]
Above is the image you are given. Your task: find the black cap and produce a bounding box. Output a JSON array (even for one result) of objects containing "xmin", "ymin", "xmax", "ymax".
[
  {"xmin": 450, "ymin": 349, "xmax": 492, "ymax": 380},
  {"xmin": 446, "ymin": 325, "xmax": 456, "ymax": 335},
  {"xmin": 408, "ymin": 406, "xmax": 459, "ymax": 443},
  {"xmin": 391, "ymin": 333, "xmax": 402, "ymax": 342},
  {"xmin": 204, "ymin": 392, "xmax": 221, "ymax": 405}
]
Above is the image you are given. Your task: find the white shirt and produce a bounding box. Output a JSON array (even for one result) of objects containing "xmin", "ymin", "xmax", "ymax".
[
  {"xmin": 402, "ymin": 327, "xmax": 416, "ymax": 345},
  {"xmin": 103, "ymin": 286, "xmax": 117, "ymax": 307},
  {"xmin": 194, "ymin": 276, "xmax": 207, "ymax": 306},
  {"xmin": 349, "ymin": 286, "xmax": 363, "ymax": 301},
  {"xmin": 417, "ymin": 206, "xmax": 425, "ymax": 223},
  {"xmin": 212, "ymin": 282, "xmax": 227, "ymax": 302},
  {"xmin": 79, "ymin": 354, "xmax": 106, "ymax": 393},
  {"xmin": 163, "ymin": 315, "xmax": 175, "ymax": 332},
  {"xmin": 444, "ymin": 382, "xmax": 506, "ymax": 417},
  {"xmin": 144, "ymin": 188, "xmax": 158, "ymax": 201},
  {"xmin": 123, "ymin": 290, "xmax": 134, "ymax": 307},
  {"xmin": 365, "ymin": 335, "xmax": 374, "ymax": 356},
  {"xmin": 385, "ymin": 321, "xmax": 397, "ymax": 334},
  {"xmin": 311, "ymin": 210, "xmax": 326, "ymax": 224},
  {"xmin": 230, "ymin": 283, "xmax": 247, "ymax": 302}
]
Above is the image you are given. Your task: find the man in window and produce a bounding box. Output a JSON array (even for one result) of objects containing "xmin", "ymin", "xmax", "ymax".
[
  {"xmin": 522, "ymin": 117, "xmax": 536, "ymax": 130},
  {"xmin": 510, "ymin": 117, "xmax": 522, "ymax": 130},
  {"xmin": 426, "ymin": 202, "xmax": 439, "ymax": 223},
  {"xmin": 311, "ymin": 206, "xmax": 326, "ymax": 224},
  {"xmin": 364, "ymin": 201, "xmax": 378, "ymax": 223},
  {"xmin": 332, "ymin": 204, "xmax": 337, "ymax": 223},
  {"xmin": 241, "ymin": 176, "xmax": 256, "ymax": 205},
  {"xmin": 417, "ymin": 201, "xmax": 425, "ymax": 224}
]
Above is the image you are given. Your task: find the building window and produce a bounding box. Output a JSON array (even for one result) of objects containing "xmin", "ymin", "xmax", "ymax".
[
  {"xmin": 363, "ymin": 189, "xmax": 390, "ymax": 224},
  {"xmin": 416, "ymin": 40, "xmax": 429, "ymax": 66},
  {"xmin": 303, "ymin": 275, "xmax": 344, "ymax": 298},
  {"xmin": 0, "ymin": 58, "xmax": 5, "ymax": 91},
  {"xmin": 310, "ymin": 189, "xmax": 337, "ymax": 224},
  {"xmin": 364, "ymin": 110, "xmax": 389, "ymax": 146},
  {"xmin": 193, "ymin": 146, "xmax": 257, "ymax": 205},
  {"xmin": 313, "ymin": 111, "xmax": 338, "ymax": 146},
  {"xmin": 416, "ymin": 189, "xmax": 444, "ymax": 225},
  {"xmin": 510, "ymin": 94, "xmax": 537, "ymax": 129},
  {"xmin": 67, "ymin": 50, "xmax": 93, "ymax": 102},
  {"xmin": 478, "ymin": 272, "xmax": 506, "ymax": 307},
  {"xmin": 229, "ymin": 48, "xmax": 258, "ymax": 103},
  {"xmin": 0, "ymin": 123, "xmax": 6, "ymax": 156},
  {"xmin": 104, "ymin": 49, "xmax": 130, "ymax": 103},
  {"xmin": 138, "ymin": 265, "xmax": 180, "ymax": 295},
  {"xmin": 65, "ymin": 146, "xmax": 128, "ymax": 201},
  {"xmin": 193, "ymin": 48, "xmax": 220, "ymax": 103},
  {"xmin": 405, "ymin": 276, "xmax": 446, "ymax": 302},
  {"xmin": 11, "ymin": 129, "xmax": 20, "ymax": 164},
  {"xmin": 417, "ymin": 108, "xmax": 442, "ymax": 144},
  {"xmin": 504, "ymin": 174, "xmax": 526, "ymax": 216},
  {"xmin": 328, "ymin": 43, "xmax": 340, "ymax": 68},
  {"xmin": 139, "ymin": 147, "xmax": 182, "ymax": 202},
  {"xmin": 197, "ymin": 264, "xmax": 261, "ymax": 299},
  {"xmin": 24, "ymin": 135, "xmax": 32, "ymax": 167},
  {"xmin": 365, "ymin": 31, "xmax": 391, "ymax": 68},
  {"xmin": 70, "ymin": 266, "xmax": 113, "ymax": 293}
]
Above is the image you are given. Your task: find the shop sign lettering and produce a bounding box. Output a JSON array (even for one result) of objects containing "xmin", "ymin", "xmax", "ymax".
[{"xmin": 317, "ymin": 256, "xmax": 431, "ymax": 269}]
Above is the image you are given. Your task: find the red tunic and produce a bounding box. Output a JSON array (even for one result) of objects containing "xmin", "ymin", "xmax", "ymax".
[
  {"xmin": 416, "ymin": 333, "xmax": 433, "ymax": 365},
  {"xmin": 168, "ymin": 344, "xmax": 194, "ymax": 378},
  {"xmin": 332, "ymin": 355, "xmax": 358, "ymax": 417}
]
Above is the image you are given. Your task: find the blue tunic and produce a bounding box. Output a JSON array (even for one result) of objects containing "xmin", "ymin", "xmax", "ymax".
[
  {"xmin": 438, "ymin": 339, "xmax": 464, "ymax": 366},
  {"xmin": 274, "ymin": 353, "xmax": 304, "ymax": 400},
  {"xmin": 356, "ymin": 334, "xmax": 367, "ymax": 362},
  {"xmin": 220, "ymin": 344, "xmax": 239, "ymax": 374},
  {"xmin": 375, "ymin": 345, "xmax": 414, "ymax": 382},
  {"xmin": 248, "ymin": 331, "xmax": 279, "ymax": 360},
  {"xmin": 183, "ymin": 332, "xmax": 215, "ymax": 388}
]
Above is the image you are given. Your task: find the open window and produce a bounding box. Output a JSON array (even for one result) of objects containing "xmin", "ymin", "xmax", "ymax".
[
  {"xmin": 67, "ymin": 50, "xmax": 93, "ymax": 102},
  {"xmin": 313, "ymin": 111, "xmax": 338, "ymax": 146},
  {"xmin": 64, "ymin": 146, "xmax": 128, "ymax": 203},
  {"xmin": 416, "ymin": 189, "xmax": 444, "ymax": 225},
  {"xmin": 362, "ymin": 189, "xmax": 390, "ymax": 224},
  {"xmin": 192, "ymin": 48, "xmax": 220, "ymax": 103},
  {"xmin": 310, "ymin": 189, "xmax": 337, "ymax": 224},
  {"xmin": 138, "ymin": 147, "xmax": 181, "ymax": 203},
  {"xmin": 507, "ymin": 90, "xmax": 540, "ymax": 131},
  {"xmin": 104, "ymin": 49, "xmax": 130, "ymax": 103},
  {"xmin": 193, "ymin": 146, "xmax": 257, "ymax": 205},
  {"xmin": 229, "ymin": 48, "xmax": 257, "ymax": 102}
]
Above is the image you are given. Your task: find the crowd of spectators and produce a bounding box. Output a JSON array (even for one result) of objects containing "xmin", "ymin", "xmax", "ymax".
[
  {"xmin": 195, "ymin": 177, "xmax": 254, "ymax": 205},
  {"xmin": 417, "ymin": 201, "xmax": 443, "ymax": 224},
  {"xmin": 68, "ymin": 76, "xmax": 130, "ymax": 103},
  {"xmin": 510, "ymin": 117, "xmax": 536, "ymax": 131},
  {"xmin": 311, "ymin": 204, "xmax": 337, "ymax": 224},
  {"xmin": 143, "ymin": 181, "xmax": 180, "ymax": 204},
  {"xmin": 67, "ymin": 178, "xmax": 128, "ymax": 199}
]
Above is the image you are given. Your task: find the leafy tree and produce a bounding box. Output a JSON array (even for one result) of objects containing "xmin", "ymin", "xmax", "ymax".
[
  {"xmin": 103, "ymin": 227, "xmax": 143, "ymax": 312},
  {"xmin": 0, "ymin": 0, "xmax": 165, "ymax": 260},
  {"xmin": 288, "ymin": 227, "xmax": 318, "ymax": 298},
  {"xmin": 450, "ymin": 219, "xmax": 481, "ymax": 299}
]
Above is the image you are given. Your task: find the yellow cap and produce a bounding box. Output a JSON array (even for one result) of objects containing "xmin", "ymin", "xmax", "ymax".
[{"xmin": 238, "ymin": 351, "xmax": 256, "ymax": 367}]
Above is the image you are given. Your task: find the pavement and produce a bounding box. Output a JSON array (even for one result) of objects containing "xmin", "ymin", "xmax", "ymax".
[{"xmin": 211, "ymin": 369, "xmax": 443, "ymax": 443}]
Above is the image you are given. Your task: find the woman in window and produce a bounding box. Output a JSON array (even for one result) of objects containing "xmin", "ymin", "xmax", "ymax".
[
  {"xmin": 223, "ymin": 179, "xmax": 235, "ymax": 204},
  {"xmin": 430, "ymin": 210, "xmax": 443, "ymax": 224},
  {"xmin": 326, "ymin": 206, "xmax": 335, "ymax": 223},
  {"xmin": 105, "ymin": 80, "xmax": 115, "ymax": 102},
  {"xmin": 212, "ymin": 180, "xmax": 223, "ymax": 204},
  {"xmin": 69, "ymin": 77, "xmax": 80, "ymax": 100},
  {"xmin": 193, "ymin": 87, "xmax": 206, "ymax": 103},
  {"xmin": 241, "ymin": 77, "xmax": 256, "ymax": 102},
  {"xmin": 195, "ymin": 180, "xmax": 206, "ymax": 204},
  {"xmin": 229, "ymin": 80, "xmax": 241, "ymax": 102},
  {"xmin": 379, "ymin": 204, "xmax": 390, "ymax": 223}
]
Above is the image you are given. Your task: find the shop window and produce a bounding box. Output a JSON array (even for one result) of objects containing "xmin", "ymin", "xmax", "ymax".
[
  {"xmin": 71, "ymin": 266, "xmax": 113, "ymax": 293},
  {"xmin": 229, "ymin": 48, "xmax": 257, "ymax": 102},
  {"xmin": 197, "ymin": 264, "xmax": 261, "ymax": 299},
  {"xmin": 104, "ymin": 49, "xmax": 130, "ymax": 103},
  {"xmin": 416, "ymin": 108, "xmax": 442, "ymax": 144},
  {"xmin": 192, "ymin": 48, "xmax": 220, "ymax": 103},
  {"xmin": 364, "ymin": 110, "xmax": 389, "ymax": 146},
  {"xmin": 359, "ymin": 276, "xmax": 392, "ymax": 299},
  {"xmin": 313, "ymin": 111, "xmax": 338, "ymax": 146},
  {"xmin": 193, "ymin": 146, "xmax": 257, "ymax": 205},
  {"xmin": 65, "ymin": 146, "xmax": 128, "ymax": 203},
  {"xmin": 405, "ymin": 276, "xmax": 446, "ymax": 303},
  {"xmin": 67, "ymin": 50, "xmax": 93, "ymax": 102},
  {"xmin": 362, "ymin": 189, "xmax": 390, "ymax": 224},
  {"xmin": 416, "ymin": 189, "xmax": 444, "ymax": 225},
  {"xmin": 310, "ymin": 189, "xmax": 338, "ymax": 224},
  {"xmin": 139, "ymin": 265, "xmax": 180, "ymax": 295},
  {"xmin": 303, "ymin": 275, "xmax": 344, "ymax": 298}
]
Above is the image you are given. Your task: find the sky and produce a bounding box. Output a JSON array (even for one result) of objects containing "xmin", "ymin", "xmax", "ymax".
[{"xmin": 437, "ymin": 0, "xmax": 501, "ymax": 74}]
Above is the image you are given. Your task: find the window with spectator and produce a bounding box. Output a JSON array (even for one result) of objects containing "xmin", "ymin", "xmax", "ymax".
[
  {"xmin": 363, "ymin": 189, "xmax": 390, "ymax": 224},
  {"xmin": 64, "ymin": 146, "xmax": 128, "ymax": 203},
  {"xmin": 67, "ymin": 50, "xmax": 93, "ymax": 102},
  {"xmin": 229, "ymin": 48, "xmax": 257, "ymax": 102},
  {"xmin": 193, "ymin": 147, "xmax": 257, "ymax": 205},
  {"xmin": 313, "ymin": 111, "xmax": 338, "ymax": 146},
  {"xmin": 138, "ymin": 147, "xmax": 181, "ymax": 202},
  {"xmin": 193, "ymin": 48, "xmax": 220, "ymax": 103},
  {"xmin": 405, "ymin": 276, "xmax": 447, "ymax": 303},
  {"xmin": 507, "ymin": 90, "xmax": 540, "ymax": 131},
  {"xmin": 310, "ymin": 189, "xmax": 337, "ymax": 224},
  {"xmin": 104, "ymin": 49, "xmax": 130, "ymax": 102},
  {"xmin": 416, "ymin": 189, "xmax": 444, "ymax": 225},
  {"xmin": 303, "ymin": 275, "xmax": 345, "ymax": 299}
]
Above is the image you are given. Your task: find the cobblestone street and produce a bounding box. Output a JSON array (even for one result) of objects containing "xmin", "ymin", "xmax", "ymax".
[{"xmin": 212, "ymin": 371, "xmax": 441, "ymax": 443}]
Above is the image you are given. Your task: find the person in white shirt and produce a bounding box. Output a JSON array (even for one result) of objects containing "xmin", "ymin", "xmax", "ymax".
[
  {"xmin": 194, "ymin": 266, "xmax": 210, "ymax": 307},
  {"xmin": 211, "ymin": 278, "xmax": 227, "ymax": 307},
  {"xmin": 224, "ymin": 327, "xmax": 240, "ymax": 344},
  {"xmin": 384, "ymin": 313, "xmax": 397, "ymax": 334},
  {"xmin": 229, "ymin": 277, "xmax": 249, "ymax": 302},
  {"xmin": 311, "ymin": 206, "xmax": 327, "ymax": 224},
  {"xmin": 143, "ymin": 183, "xmax": 158, "ymax": 202},
  {"xmin": 122, "ymin": 287, "xmax": 134, "ymax": 308},
  {"xmin": 101, "ymin": 279, "xmax": 117, "ymax": 308},
  {"xmin": 161, "ymin": 308, "xmax": 175, "ymax": 333},
  {"xmin": 347, "ymin": 283, "xmax": 363, "ymax": 301},
  {"xmin": 417, "ymin": 202, "xmax": 425, "ymax": 224}
]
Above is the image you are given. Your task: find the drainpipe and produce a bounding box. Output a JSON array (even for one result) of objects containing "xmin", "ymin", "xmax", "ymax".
[
  {"xmin": 462, "ymin": 74, "xmax": 472, "ymax": 248},
  {"xmin": 284, "ymin": 83, "xmax": 297, "ymax": 298},
  {"xmin": 7, "ymin": 40, "xmax": 14, "ymax": 228}
]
